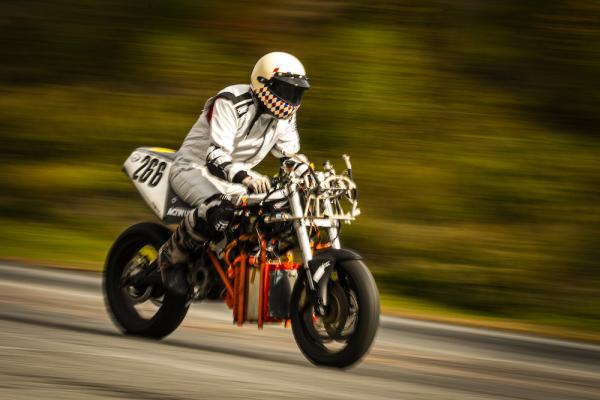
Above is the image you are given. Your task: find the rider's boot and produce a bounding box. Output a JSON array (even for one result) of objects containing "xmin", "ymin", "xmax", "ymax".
[{"xmin": 158, "ymin": 211, "xmax": 208, "ymax": 298}]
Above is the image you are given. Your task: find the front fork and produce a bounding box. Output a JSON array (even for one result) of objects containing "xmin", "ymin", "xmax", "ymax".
[{"xmin": 289, "ymin": 190, "xmax": 339, "ymax": 315}]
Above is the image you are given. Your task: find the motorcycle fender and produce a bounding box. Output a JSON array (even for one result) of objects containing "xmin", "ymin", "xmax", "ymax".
[{"xmin": 308, "ymin": 249, "xmax": 362, "ymax": 307}]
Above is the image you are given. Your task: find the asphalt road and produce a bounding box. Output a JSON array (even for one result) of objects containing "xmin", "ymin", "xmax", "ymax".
[{"xmin": 0, "ymin": 264, "xmax": 599, "ymax": 400}]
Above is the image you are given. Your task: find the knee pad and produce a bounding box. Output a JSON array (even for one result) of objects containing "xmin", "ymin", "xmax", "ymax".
[
  {"xmin": 206, "ymin": 200, "xmax": 234, "ymax": 233},
  {"xmin": 191, "ymin": 195, "xmax": 234, "ymax": 239}
]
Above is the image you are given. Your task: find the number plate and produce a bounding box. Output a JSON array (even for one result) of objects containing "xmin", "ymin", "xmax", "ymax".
[{"xmin": 124, "ymin": 148, "xmax": 176, "ymax": 219}]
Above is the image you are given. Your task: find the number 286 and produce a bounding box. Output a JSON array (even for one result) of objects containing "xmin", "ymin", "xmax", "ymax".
[{"xmin": 133, "ymin": 156, "xmax": 166, "ymax": 187}]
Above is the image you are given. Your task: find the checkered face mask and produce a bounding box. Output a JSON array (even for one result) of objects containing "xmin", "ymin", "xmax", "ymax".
[{"xmin": 253, "ymin": 86, "xmax": 299, "ymax": 120}]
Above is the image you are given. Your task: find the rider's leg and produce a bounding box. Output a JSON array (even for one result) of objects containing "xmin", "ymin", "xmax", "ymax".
[
  {"xmin": 159, "ymin": 164, "xmax": 245, "ymax": 296},
  {"xmin": 159, "ymin": 195, "xmax": 234, "ymax": 296}
]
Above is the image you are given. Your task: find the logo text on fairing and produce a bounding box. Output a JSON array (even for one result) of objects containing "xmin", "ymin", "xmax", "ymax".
[{"xmin": 166, "ymin": 207, "xmax": 191, "ymax": 217}]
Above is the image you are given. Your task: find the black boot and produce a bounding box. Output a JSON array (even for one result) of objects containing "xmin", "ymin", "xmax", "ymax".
[{"xmin": 158, "ymin": 212, "xmax": 208, "ymax": 297}]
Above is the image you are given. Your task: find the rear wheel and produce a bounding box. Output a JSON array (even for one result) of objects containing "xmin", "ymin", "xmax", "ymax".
[
  {"xmin": 104, "ymin": 222, "xmax": 189, "ymax": 339},
  {"xmin": 290, "ymin": 259, "xmax": 380, "ymax": 368}
]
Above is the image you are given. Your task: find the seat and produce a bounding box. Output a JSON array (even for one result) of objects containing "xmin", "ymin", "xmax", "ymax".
[{"xmin": 144, "ymin": 147, "xmax": 177, "ymax": 162}]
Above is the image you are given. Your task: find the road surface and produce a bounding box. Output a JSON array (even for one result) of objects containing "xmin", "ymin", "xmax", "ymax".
[{"xmin": 0, "ymin": 263, "xmax": 598, "ymax": 399}]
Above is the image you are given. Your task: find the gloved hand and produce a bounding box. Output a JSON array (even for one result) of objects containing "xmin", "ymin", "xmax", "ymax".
[{"xmin": 242, "ymin": 175, "xmax": 271, "ymax": 194}]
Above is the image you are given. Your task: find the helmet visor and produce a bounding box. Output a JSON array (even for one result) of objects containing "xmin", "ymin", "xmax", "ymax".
[{"xmin": 269, "ymin": 75, "xmax": 309, "ymax": 106}]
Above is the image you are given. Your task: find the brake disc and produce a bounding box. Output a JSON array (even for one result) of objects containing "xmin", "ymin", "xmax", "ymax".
[{"xmin": 323, "ymin": 283, "xmax": 350, "ymax": 340}]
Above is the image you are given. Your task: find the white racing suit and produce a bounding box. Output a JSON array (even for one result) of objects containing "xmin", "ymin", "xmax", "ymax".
[
  {"xmin": 172, "ymin": 83, "xmax": 299, "ymax": 207},
  {"xmin": 159, "ymin": 84, "xmax": 300, "ymax": 292}
]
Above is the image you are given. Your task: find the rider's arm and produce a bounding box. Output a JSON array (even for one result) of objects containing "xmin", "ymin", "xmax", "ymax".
[
  {"xmin": 205, "ymin": 98, "xmax": 251, "ymax": 184},
  {"xmin": 271, "ymin": 114, "xmax": 300, "ymax": 160}
]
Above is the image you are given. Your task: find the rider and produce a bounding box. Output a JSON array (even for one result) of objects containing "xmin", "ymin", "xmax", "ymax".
[{"xmin": 159, "ymin": 52, "xmax": 310, "ymax": 296}]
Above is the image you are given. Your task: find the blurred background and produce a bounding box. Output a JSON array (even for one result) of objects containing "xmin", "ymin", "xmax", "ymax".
[{"xmin": 1, "ymin": 0, "xmax": 599, "ymax": 338}]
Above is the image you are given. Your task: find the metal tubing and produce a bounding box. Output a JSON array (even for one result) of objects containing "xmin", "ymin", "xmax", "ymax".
[
  {"xmin": 236, "ymin": 255, "xmax": 246, "ymax": 326},
  {"xmin": 258, "ymin": 239, "xmax": 267, "ymax": 329},
  {"xmin": 324, "ymin": 200, "xmax": 341, "ymax": 249},
  {"xmin": 289, "ymin": 190, "xmax": 316, "ymax": 292},
  {"xmin": 207, "ymin": 251, "xmax": 234, "ymax": 298}
]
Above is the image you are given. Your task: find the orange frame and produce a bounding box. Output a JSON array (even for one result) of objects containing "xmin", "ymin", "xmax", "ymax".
[{"xmin": 207, "ymin": 238, "xmax": 299, "ymax": 329}]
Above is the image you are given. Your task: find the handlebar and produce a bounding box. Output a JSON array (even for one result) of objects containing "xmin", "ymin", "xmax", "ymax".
[
  {"xmin": 239, "ymin": 153, "xmax": 352, "ymax": 206},
  {"xmin": 234, "ymin": 187, "xmax": 288, "ymax": 207}
]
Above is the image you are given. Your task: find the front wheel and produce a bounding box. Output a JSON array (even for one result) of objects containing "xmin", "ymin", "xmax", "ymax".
[
  {"xmin": 290, "ymin": 259, "xmax": 380, "ymax": 368},
  {"xmin": 104, "ymin": 222, "xmax": 189, "ymax": 339}
]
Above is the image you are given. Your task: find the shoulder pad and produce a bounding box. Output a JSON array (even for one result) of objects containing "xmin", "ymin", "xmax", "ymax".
[
  {"xmin": 215, "ymin": 91, "xmax": 253, "ymax": 117},
  {"xmin": 216, "ymin": 91, "xmax": 253, "ymax": 105}
]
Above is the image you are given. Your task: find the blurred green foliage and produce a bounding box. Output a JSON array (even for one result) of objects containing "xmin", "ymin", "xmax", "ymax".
[{"xmin": 1, "ymin": 1, "xmax": 599, "ymax": 333}]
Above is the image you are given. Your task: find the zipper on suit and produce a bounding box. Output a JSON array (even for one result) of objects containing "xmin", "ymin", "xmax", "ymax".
[{"xmin": 244, "ymin": 117, "xmax": 275, "ymax": 162}]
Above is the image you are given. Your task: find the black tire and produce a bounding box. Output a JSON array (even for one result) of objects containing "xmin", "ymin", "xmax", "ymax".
[
  {"xmin": 103, "ymin": 222, "xmax": 189, "ymax": 339},
  {"xmin": 290, "ymin": 259, "xmax": 380, "ymax": 368}
]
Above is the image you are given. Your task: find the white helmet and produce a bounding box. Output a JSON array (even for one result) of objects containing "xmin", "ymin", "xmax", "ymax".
[{"xmin": 251, "ymin": 52, "xmax": 310, "ymax": 119}]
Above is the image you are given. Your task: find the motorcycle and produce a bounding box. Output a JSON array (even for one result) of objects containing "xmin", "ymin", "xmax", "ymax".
[{"xmin": 103, "ymin": 147, "xmax": 380, "ymax": 368}]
